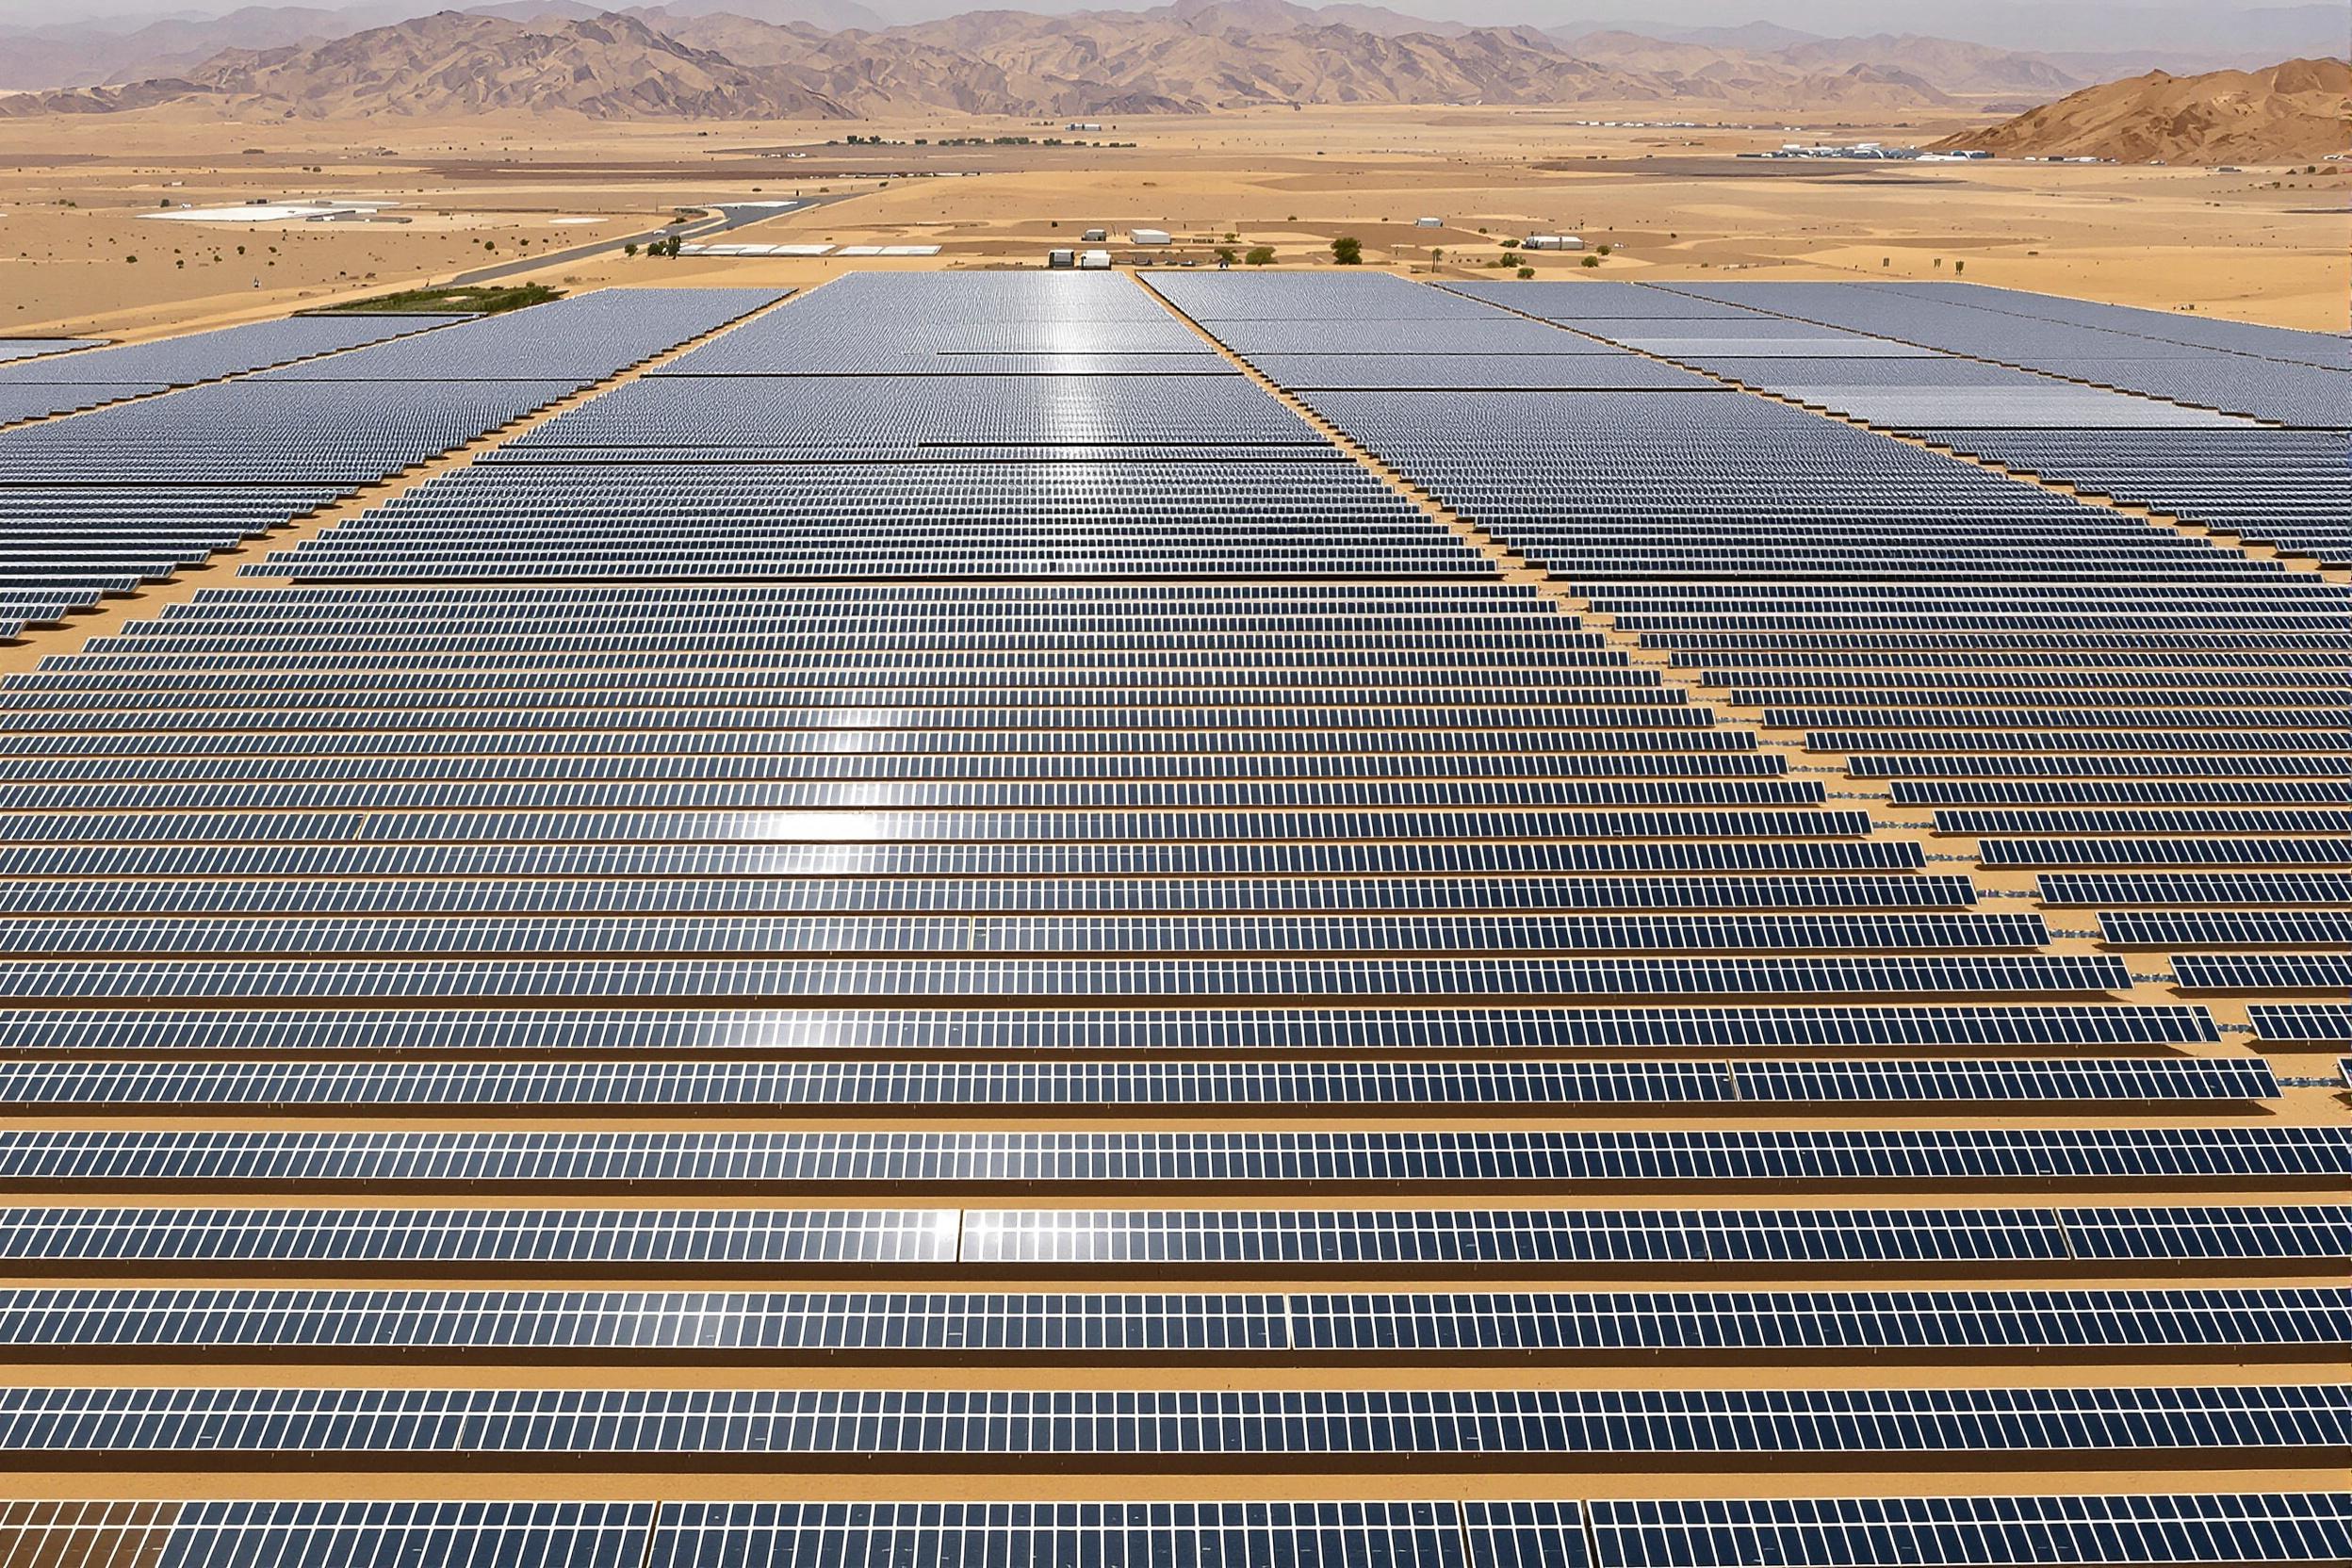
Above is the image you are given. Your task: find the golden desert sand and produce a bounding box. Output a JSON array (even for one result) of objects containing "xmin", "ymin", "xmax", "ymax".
[{"xmin": 2, "ymin": 106, "xmax": 2345, "ymax": 343}]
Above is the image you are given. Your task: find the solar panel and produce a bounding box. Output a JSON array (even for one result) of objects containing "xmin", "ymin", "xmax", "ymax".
[{"xmin": 2249, "ymin": 1005, "xmax": 2352, "ymax": 1044}]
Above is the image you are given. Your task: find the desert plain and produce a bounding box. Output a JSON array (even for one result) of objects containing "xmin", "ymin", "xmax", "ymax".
[{"xmin": 5, "ymin": 104, "xmax": 2345, "ymax": 341}]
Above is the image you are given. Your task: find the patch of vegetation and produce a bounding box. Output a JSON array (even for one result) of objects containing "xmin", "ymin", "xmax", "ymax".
[{"xmin": 311, "ymin": 283, "xmax": 563, "ymax": 317}]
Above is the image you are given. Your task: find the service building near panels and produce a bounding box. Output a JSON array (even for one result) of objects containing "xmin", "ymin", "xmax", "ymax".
[{"xmin": 0, "ymin": 272, "xmax": 2341, "ymax": 1568}]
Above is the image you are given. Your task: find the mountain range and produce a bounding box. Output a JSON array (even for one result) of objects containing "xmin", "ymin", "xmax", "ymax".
[
  {"xmin": 0, "ymin": 0, "xmax": 2104, "ymax": 118},
  {"xmin": 1, "ymin": 0, "xmax": 2344, "ymax": 131}
]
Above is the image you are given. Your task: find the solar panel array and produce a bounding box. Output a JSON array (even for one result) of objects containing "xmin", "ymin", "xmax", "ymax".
[
  {"xmin": 1380, "ymin": 279, "xmax": 2348, "ymax": 1033},
  {"xmin": 0, "ymin": 271, "xmax": 2340, "ymax": 1561},
  {"xmin": 0, "ymin": 291, "xmax": 784, "ymax": 624},
  {"xmin": 0, "ymin": 340, "xmax": 105, "ymax": 367},
  {"xmin": 260, "ymin": 275, "xmax": 1449, "ymax": 581},
  {"xmin": 0, "ymin": 313, "xmax": 471, "ymax": 416},
  {"xmin": 1624, "ymin": 281, "xmax": 2351, "ymax": 570}
]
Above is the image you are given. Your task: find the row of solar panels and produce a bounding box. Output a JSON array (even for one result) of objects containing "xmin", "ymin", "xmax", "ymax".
[
  {"xmin": 0, "ymin": 1202, "xmax": 2329, "ymax": 1267},
  {"xmin": 0, "ymin": 752, "xmax": 1809, "ymax": 781},
  {"xmin": 1906, "ymin": 784, "xmax": 2351, "ymax": 808},
  {"xmin": 0, "ymin": 873, "xmax": 2001, "ymax": 918},
  {"xmin": 0, "ymin": 685, "xmax": 1723, "ymax": 713},
  {"xmin": 0, "ymin": 841, "xmax": 1952, "ymax": 879},
  {"xmin": 0, "ymin": 953, "xmax": 2150, "ymax": 1002},
  {"xmin": 0, "ymin": 1284, "xmax": 2332, "ymax": 1353},
  {"xmin": 0, "ymin": 911, "xmax": 2064, "ymax": 956},
  {"xmin": 2042, "ymin": 874, "xmax": 2352, "ymax": 906},
  {"xmin": 0, "ymin": 1126, "xmax": 2332, "ymax": 1184},
  {"xmin": 0, "ymin": 1389, "xmax": 2337, "ymax": 1471},
  {"xmin": 0, "ymin": 1002, "xmax": 2229, "ymax": 1054},
  {"xmin": 150, "ymin": 578, "xmax": 2333, "ymax": 607},
  {"xmin": 0, "ymin": 1055, "xmax": 2275, "ymax": 1109},
  {"xmin": 11, "ymin": 1494, "xmax": 2352, "ymax": 1568}
]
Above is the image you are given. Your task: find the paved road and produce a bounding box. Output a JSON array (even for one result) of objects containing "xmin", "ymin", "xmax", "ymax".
[{"xmin": 449, "ymin": 191, "xmax": 868, "ymax": 287}]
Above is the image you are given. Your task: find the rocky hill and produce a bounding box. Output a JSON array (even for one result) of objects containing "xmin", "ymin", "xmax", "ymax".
[
  {"xmin": 0, "ymin": 10, "xmax": 853, "ymax": 117},
  {"xmin": 1935, "ymin": 55, "xmax": 2351, "ymax": 162}
]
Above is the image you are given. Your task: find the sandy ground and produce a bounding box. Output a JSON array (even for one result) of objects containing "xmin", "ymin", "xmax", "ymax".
[{"xmin": 2, "ymin": 106, "xmax": 2344, "ymax": 339}]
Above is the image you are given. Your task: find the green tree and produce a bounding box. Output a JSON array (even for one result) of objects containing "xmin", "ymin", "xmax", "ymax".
[
  {"xmin": 1245, "ymin": 246, "xmax": 1276, "ymax": 266},
  {"xmin": 1330, "ymin": 235, "xmax": 1363, "ymax": 265},
  {"xmin": 1581, "ymin": 253, "xmax": 1601, "ymax": 268},
  {"xmin": 1515, "ymin": 266, "xmax": 1533, "ymax": 279}
]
